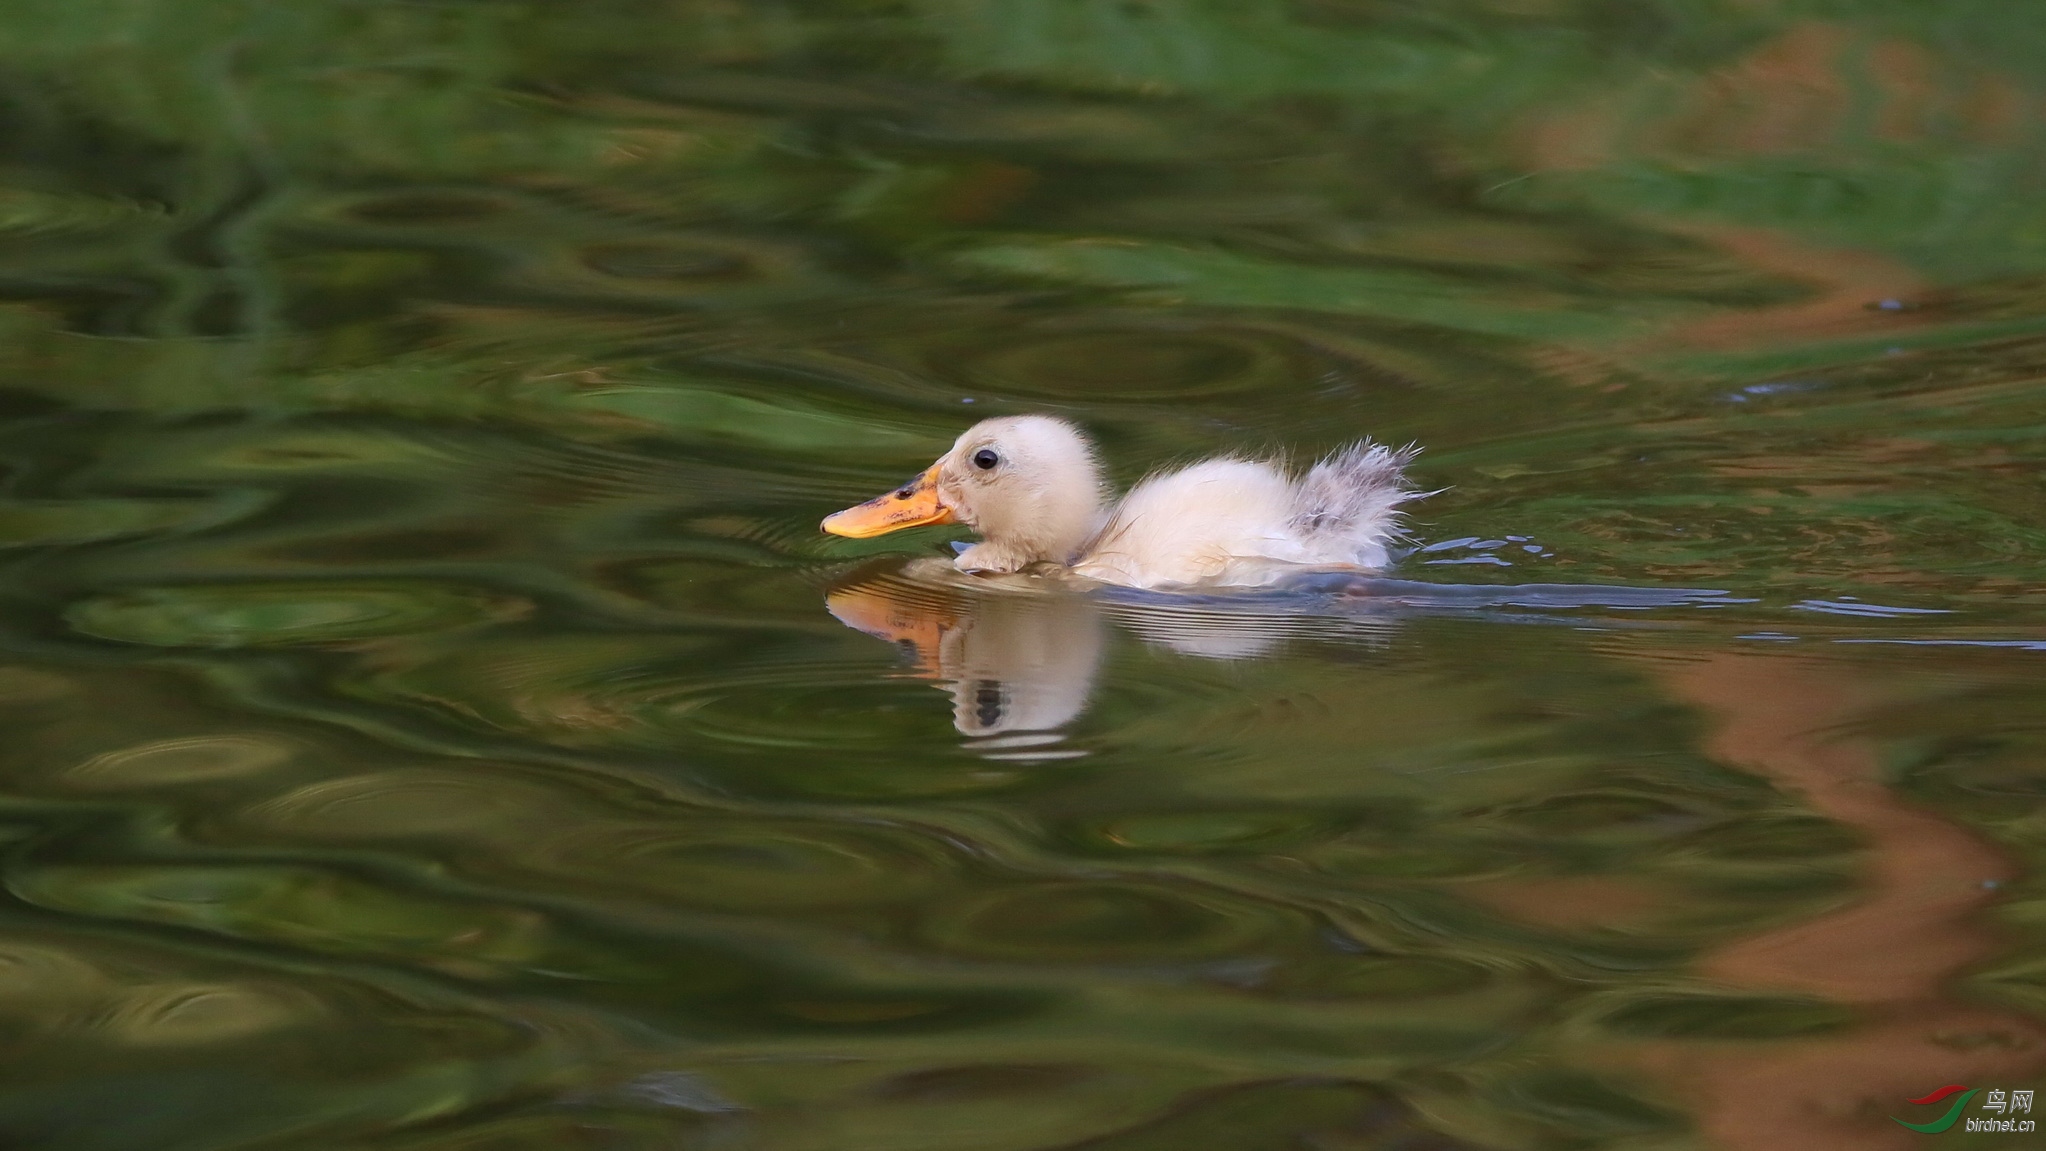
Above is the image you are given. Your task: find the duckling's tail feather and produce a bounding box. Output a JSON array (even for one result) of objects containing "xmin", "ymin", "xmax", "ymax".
[{"xmin": 1292, "ymin": 442, "xmax": 1426, "ymax": 567}]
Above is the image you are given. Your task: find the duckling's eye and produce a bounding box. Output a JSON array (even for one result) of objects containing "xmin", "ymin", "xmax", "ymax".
[{"xmin": 972, "ymin": 448, "xmax": 999, "ymax": 470}]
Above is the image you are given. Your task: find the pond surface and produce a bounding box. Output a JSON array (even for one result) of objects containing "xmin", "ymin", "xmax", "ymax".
[{"xmin": 0, "ymin": 2, "xmax": 2043, "ymax": 1148}]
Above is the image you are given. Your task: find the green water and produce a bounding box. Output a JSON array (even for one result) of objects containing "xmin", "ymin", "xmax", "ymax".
[{"xmin": 0, "ymin": 2, "xmax": 2044, "ymax": 1148}]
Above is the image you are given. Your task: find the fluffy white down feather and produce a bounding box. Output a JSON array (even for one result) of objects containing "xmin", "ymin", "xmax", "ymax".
[
  {"xmin": 845, "ymin": 415, "xmax": 1425, "ymax": 589},
  {"xmin": 1074, "ymin": 446, "xmax": 1419, "ymax": 587}
]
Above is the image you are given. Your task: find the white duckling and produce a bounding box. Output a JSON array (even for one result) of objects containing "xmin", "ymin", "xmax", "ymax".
[{"xmin": 821, "ymin": 415, "xmax": 1423, "ymax": 589}]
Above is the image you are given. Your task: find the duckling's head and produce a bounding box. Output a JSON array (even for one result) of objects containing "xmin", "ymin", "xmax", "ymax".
[{"xmin": 822, "ymin": 415, "xmax": 1107, "ymax": 571}]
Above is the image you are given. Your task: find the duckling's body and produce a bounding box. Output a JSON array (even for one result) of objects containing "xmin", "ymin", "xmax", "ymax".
[{"xmin": 822, "ymin": 416, "xmax": 1422, "ymax": 590}]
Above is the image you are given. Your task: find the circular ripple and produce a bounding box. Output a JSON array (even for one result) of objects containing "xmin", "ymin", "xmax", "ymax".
[
  {"xmin": 580, "ymin": 240, "xmax": 752, "ymax": 282},
  {"xmin": 339, "ymin": 190, "xmax": 515, "ymax": 225},
  {"xmin": 933, "ymin": 326, "xmax": 1299, "ymax": 401},
  {"xmin": 67, "ymin": 582, "xmax": 523, "ymax": 647},
  {"xmin": 681, "ymin": 674, "xmax": 948, "ymax": 749},
  {"xmin": 1584, "ymin": 992, "xmax": 1855, "ymax": 1038},
  {"xmin": 1261, "ymin": 955, "xmax": 1493, "ymax": 999},
  {"xmin": 601, "ymin": 670, "xmax": 1024, "ymax": 798},
  {"xmin": 359, "ymin": 638, "xmax": 1037, "ymax": 799},
  {"xmin": 1675, "ymin": 815, "xmax": 1862, "ymax": 860},
  {"xmin": 1477, "ymin": 791, "xmax": 1703, "ymax": 837},
  {"xmin": 519, "ymin": 232, "xmax": 828, "ymax": 307},
  {"xmin": 531, "ymin": 820, "xmax": 951, "ymax": 910},
  {"xmin": 1068, "ymin": 809, "xmax": 1334, "ymax": 854},
  {"xmin": 924, "ymin": 881, "xmax": 1289, "ymax": 963},
  {"xmin": 400, "ymin": 658, "xmax": 942, "ymax": 753},
  {"xmin": 1304, "ymin": 840, "xmax": 1514, "ymax": 880},
  {"xmin": 653, "ymin": 677, "xmax": 1055, "ymax": 797},
  {"xmin": 100, "ymin": 982, "xmax": 314, "ymax": 1045},
  {"xmin": 67, "ymin": 735, "xmax": 293, "ymax": 789},
  {"xmin": 241, "ymin": 770, "xmax": 565, "ymax": 842}
]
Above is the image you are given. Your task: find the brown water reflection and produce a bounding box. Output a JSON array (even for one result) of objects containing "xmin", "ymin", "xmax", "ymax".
[
  {"xmin": 1615, "ymin": 653, "xmax": 2042, "ymax": 1149},
  {"xmin": 1651, "ymin": 224, "xmax": 1927, "ymax": 354}
]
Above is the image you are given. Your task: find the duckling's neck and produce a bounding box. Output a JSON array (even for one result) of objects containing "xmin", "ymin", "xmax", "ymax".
[
  {"xmin": 974, "ymin": 490, "xmax": 1105, "ymax": 571},
  {"xmin": 961, "ymin": 456, "xmax": 1109, "ymax": 574},
  {"xmin": 1043, "ymin": 486, "xmax": 1109, "ymax": 566}
]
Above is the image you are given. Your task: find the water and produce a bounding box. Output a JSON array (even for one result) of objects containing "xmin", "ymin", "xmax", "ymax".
[{"xmin": 0, "ymin": 2, "xmax": 2043, "ymax": 1148}]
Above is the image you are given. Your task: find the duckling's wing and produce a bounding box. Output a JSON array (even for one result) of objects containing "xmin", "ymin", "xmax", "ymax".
[
  {"xmin": 1076, "ymin": 458, "xmax": 1296, "ymax": 587},
  {"xmin": 1289, "ymin": 442, "xmax": 1424, "ymax": 569}
]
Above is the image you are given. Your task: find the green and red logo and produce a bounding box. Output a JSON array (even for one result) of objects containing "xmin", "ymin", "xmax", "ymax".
[{"xmin": 1893, "ymin": 1085, "xmax": 1979, "ymax": 1133}]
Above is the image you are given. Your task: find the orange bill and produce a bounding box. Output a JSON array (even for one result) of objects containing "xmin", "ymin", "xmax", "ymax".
[{"xmin": 821, "ymin": 464, "xmax": 955, "ymax": 538}]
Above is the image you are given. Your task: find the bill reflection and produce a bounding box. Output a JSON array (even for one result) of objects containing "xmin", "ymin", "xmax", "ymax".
[
  {"xmin": 823, "ymin": 559, "xmax": 1392, "ymax": 755},
  {"xmin": 827, "ymin": 562, "xmax": 1104, "ymax": 758},
  {"xmin": 825, "ymin": 559, "xmax": 1753, "ymax": 754}
]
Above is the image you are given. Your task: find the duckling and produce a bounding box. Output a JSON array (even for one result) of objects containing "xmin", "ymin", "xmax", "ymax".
[{"xmin": 821, "ymin": 415, "xmax": 1423, "ymax": 589}]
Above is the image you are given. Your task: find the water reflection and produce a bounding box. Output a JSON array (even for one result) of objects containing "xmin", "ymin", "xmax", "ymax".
[
  {"xmin": 1613, "ymin": 653, "xmax": 2046, "ymax": 1150},
  {"xmin": 826, "ymin": 561, "xmax": 1106, "ymax": 754},
  {"xmin": 821, "ymin": 561, "xmax": 2046, "ymax": 1143},
  {"xmin": 824, "ymin": 559, "xmax": 1755, "ymax": 748}
]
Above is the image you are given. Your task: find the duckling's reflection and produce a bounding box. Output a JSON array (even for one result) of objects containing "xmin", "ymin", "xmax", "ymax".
[
  {"xmin": 827, "ymin": 561, "xmax": 1106, "ymax": 757},
  {"xmin": 827, "ymin": 558, "xmax": 1743, "ymax": 753}
]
